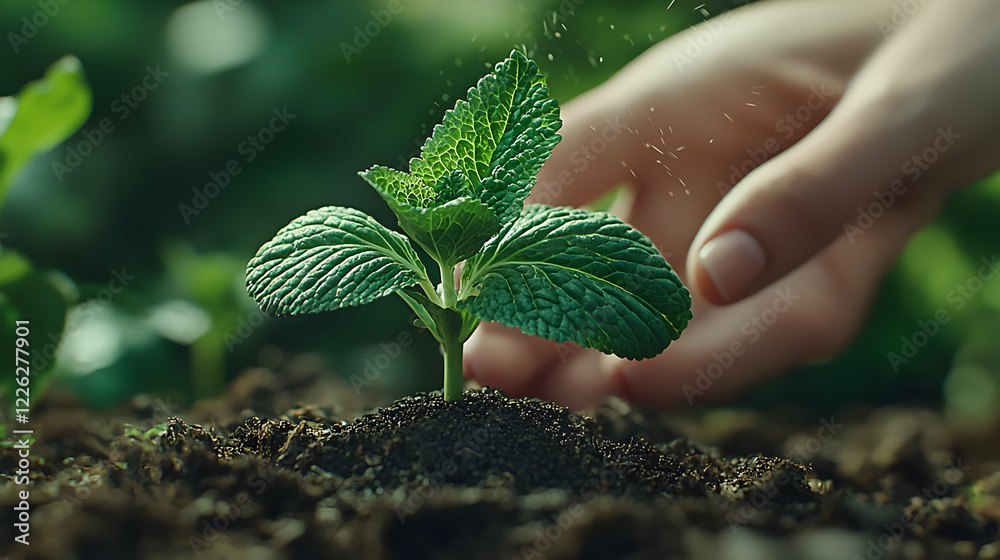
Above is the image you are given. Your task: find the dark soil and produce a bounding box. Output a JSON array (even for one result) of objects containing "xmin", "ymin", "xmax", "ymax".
[{"xmin": 2, "ymin": 356, "xmax": 1000, "ymax": 559}]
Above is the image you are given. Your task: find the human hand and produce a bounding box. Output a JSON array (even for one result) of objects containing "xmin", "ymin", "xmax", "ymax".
[{"xmin": 464, "ymin": 0, "xmax": 1000, "ymax": 409}]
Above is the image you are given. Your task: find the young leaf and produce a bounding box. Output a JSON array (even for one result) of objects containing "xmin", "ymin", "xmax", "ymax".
[
  {"xmin": 0, "ymin": 56, "xmax": 92, "ymax": 205},
  {"xmin": 459, "ymin": 205, "xmax": 692, "ymax": 360},
  {"xmin": 361, "ymin": 167, "xmax": 500, "ymax": 266},
  {"xmin": 247, "ymin": 207, "xmax": 429, "ymax": 316},
  {"xmin": 395, "ymin": 198, "xmax": 501, "ymax": 268},
  {"xmin": 397, "ymin": 288, "xmax": 442, "ymax": 338},
  {"xmin": 408, "ymin": 50, "xmax": 561, "ymax": 224},
  {"xmin": 359, "ymin": 49, "xmax": 560, "ymax": 233},
  {"xmin": 361, "ymin": 165, "xmax": 435, "ymax": 207}
]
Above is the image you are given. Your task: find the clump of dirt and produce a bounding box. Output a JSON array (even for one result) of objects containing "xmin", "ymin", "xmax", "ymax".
[{"xmin": 197, "ymin": 388, "xmax": 816, "ymax": 508}]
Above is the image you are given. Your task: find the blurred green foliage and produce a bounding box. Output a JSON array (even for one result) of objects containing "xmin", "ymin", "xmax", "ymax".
[
  {"xmin": 0, "ymin": 55, "xmax": 90, "ymax": 404},
  {"xmin": 0, "ymin": 55, "xmax": 91, "ymax": 199},
  {"xmin": 1, "ymin": 0, "xmax": 998, "ymax": 413}
]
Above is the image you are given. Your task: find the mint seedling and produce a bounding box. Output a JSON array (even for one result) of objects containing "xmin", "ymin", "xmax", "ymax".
[{"xmin": 247, "ymin": 51, "xmax": 692, "ymax": 401}]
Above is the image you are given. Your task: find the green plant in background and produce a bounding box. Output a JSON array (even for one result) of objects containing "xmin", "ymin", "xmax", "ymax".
[
  {"xmin": 0, "ymin": 56, "xmax": 92, "ymax": 404},
  {"xmin": 162, "ymin": 242, "xmax": 260, "ymax": 398},
  {"xmin": 247, "ymin": 51, "xmax": 692, "ymax": 400},
  {"xmin": 0, "ymin": 56, "xmax": 92, "ymax": 200}
]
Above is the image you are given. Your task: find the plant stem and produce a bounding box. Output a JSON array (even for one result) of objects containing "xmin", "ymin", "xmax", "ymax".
[
  {"xmin": 442, "ymin": 336, "xmax": 464, "ymax": 401},
  {"xmin": 439, "ymin": 262, "xmax": 457, "ymax": 308},
  {"xmin": 437, "ymin": 261, "xmax": 463, "ymax": 400}
]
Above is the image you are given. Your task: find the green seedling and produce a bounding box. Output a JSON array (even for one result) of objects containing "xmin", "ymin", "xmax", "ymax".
[{"xmin": 247, "ymin": 51, "xmax": 692, "ymax": 400}]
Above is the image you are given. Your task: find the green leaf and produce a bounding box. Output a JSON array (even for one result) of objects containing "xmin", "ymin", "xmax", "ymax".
[
  {"xmin": 398, "ymin": 288, "xmax": 442, "ymax": 339},
  {"xmin": 459, "ymin": 205, "xmax": 692, "ymax": 360},
  {"xmin": 360, "ymin": 50, "xmax": 561, "ymax": 234},
  {"xmin": 0, "ymin": 251, "xmax": 77, "ymax": 405},
  {"xmin": 247, "ymin": 207, "xmax": 429, "ymax": 316},
  {"xmin": 409, "ymin": 50, "xmax": 561, "ymax": 223},
  {"xmin": 396, "ymin": 288, "xmax": 478, "ymax": 344},
  {"xmin": 0, "ymin": 56, "xmax": 92, "ymax": 205},
  {"xmin": 433, "ymin": 169, "xmax": 473, "ymax": 204},
  {"xmin": 394, "ymin": 197, "xmax": 500, "ymax": 268},
  {"xmin": 362, "ymin": 168, "xmax": 501, "ymax": 267},
  {"xmin": 360, "ymin": 165, "xmax": 434, "ymax": 207}
]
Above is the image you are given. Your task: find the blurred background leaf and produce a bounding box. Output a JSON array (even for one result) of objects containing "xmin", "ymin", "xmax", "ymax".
[
  {"xmin": 0, "ymin": 54, "xmax": 90, "ymax": 405},
  {"xmin": 0, "ymin": 55, "xmax": 92, "ymax": 204}
]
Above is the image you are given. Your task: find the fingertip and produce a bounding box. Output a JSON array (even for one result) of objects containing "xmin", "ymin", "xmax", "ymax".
[
  {"xmin": 690, "ymin": 229, "xmax": 768, "ymax": 304},
  {"xmin": 534, "ymin": 353, "xmax": 623, "ymax": 411},
  {"xmin": 463, "ymin": 327, "xmax": 547, "ymax": 392}
]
